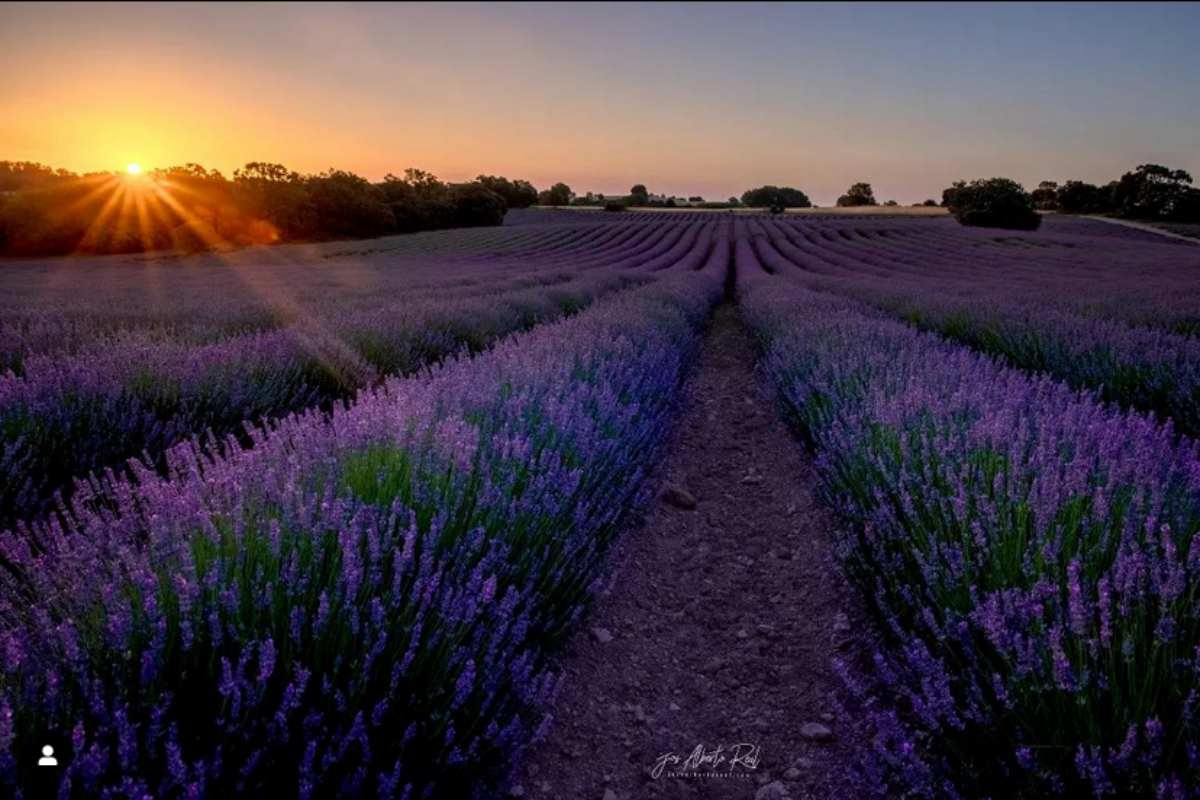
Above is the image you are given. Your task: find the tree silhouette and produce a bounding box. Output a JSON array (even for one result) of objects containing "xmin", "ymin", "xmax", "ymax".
[
  {"xmin": 836, "ymin": 182, "xmax": 877, "ymax": 207},
  {"xmin": 538, "ymin": 183, "xmax": 574, "ymax": 206},
  {"xmin": 947, "ymin": 177, "xmax": 1040, "ymax": 230},
  {"xmin": 740, "ymin": 186, "xmax": 811, "ymax": 208}
]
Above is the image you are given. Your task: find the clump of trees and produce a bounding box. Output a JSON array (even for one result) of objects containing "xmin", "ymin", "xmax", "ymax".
[
  {"xmin": 537, "ymin": 182, "xmax": 574, "ymax": 206},
  {"xmin": 1054, "ymin": 180, "xmax": 1114, "ymax": 214},
  {"xmin": 1023, "ymin": 164, "xmax": 1200, "ymax": 222},
  {"xmin": 836, "ymin": 182, "xmax": 877, "ymax": 207},
  {"xmin": 942, "ymin": 177, "xmax": 1041, "ymax": 231},
  {"xmin": 1110, "ymin": 164, "xmax": 1199, "ymax": 221},
  {"xmin": 474, "ymin": 175, "xmax": 538, "ymax": 209},
  {"xmin": 0, "ymin": 161, "xmax": 79, "ymax": 192},
  {"xmin": 583, "ymin": 184, "xmax": 733, "ymax": 209},
  {"xmin": 0, "ymin": 161, "xmax": 521, "ymax": 257},
  {"xmin": 741, "ymin": 186, "xmax": 812, "ymax": 209},
  {"xmin": 378, "ymin": 169, "xmax": 504, "ymax": 232},
  {"xmin": 1029, "ymin": 181, "xmax": 1059, "ymax": 210}
]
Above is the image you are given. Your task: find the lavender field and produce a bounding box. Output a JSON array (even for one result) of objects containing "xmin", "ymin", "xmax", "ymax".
[{"xmin": 1, "ymin": 209, "xmax": 1198, "ymax": 798}]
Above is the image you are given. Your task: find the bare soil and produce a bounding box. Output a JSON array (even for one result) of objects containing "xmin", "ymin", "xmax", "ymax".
[{"xmin": 512, "ymin": 304, "xmax": 867, "ymax": 800}]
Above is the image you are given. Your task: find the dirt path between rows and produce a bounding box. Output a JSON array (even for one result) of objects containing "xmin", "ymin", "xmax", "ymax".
[{"xmin": 512, "ymin": 303, "xmax": 866, "ymax": 800}]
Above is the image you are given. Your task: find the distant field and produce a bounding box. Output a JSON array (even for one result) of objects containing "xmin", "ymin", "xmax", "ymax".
[{"xmin": 521, "ymin": 204, "xmax": 949, "ymax": 216}]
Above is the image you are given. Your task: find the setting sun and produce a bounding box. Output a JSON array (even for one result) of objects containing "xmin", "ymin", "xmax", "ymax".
[{"xmin": 126, "ymin": 162, "xmax": 141, "ymax": 175}]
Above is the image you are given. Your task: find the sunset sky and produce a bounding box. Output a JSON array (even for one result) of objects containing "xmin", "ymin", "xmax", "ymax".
[{"xmin": 2, "ymin": 1, "xmax": 1197, "ymax": 205}]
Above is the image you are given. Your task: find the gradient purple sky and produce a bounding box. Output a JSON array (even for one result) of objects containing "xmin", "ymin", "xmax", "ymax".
[{"xmin": 2, "ymin": 2, "xmax": 1197, "ymax": 204}]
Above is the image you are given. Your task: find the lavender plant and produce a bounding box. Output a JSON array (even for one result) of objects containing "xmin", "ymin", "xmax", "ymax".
[
  {"xmin": 740, "ymin": 271, "xmax": 1200, "ymax": 797},
  {"xmin": 0, "ymin": 254, "xmax": 726, "ymax": 796},
  {"xmin": 0, "ymin": 258, "xmax": 669, "ymax": 526},
  {"xmin": 748, "ymin": 217, "xmax": 1200, "ymax": 437}
]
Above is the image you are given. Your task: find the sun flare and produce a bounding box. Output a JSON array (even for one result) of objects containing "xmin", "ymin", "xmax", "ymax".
[{"xmin": 126, "ymin": 163, "xmax": 142, "ymax": 175}]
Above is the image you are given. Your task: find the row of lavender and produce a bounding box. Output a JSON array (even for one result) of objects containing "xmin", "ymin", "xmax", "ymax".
[
  {"xmin": 737, "ymin": 242, "xmax": 1200, "ymax": 797},
  {"xmin": 0, "ymin": 215, "xmax": 701, "ymax": 369},
  {"xmin": 0, "ymin": 218, "xmax": 720, "ymax": 525},
  {"xmin": 0, "ymin": 272, "xmax": 633, "ymax": 526},
  {"xmin": 756, "ymin": 214, "xmax": 1200, "ymax": 334},
  {"xmin": 0, "ymin": 234, "xmax": 729, "ymax": 796},
  {"xmin": 744, "ymin": 217, "xmax": 1200, "ymax": 438}
]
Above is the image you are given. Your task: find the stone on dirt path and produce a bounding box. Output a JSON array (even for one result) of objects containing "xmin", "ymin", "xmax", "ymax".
[
  {"xmin": 800, "ymin": 722, "xmax": 834, "ymax": 742},
  {"xmin": 660, "ymin": 483, "xmax": 698, "ymax": 509}
]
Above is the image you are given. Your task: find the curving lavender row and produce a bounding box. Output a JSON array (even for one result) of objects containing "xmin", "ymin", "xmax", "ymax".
[
  {"xmin": 755, "ymin": 214, "xmax": 1200, "ymax": 334},
  {"xmin": 0, "ymin": 215, "xmax": 685, "ymax": 370},
  {"xmin": 0, "ymin": 216, "xmax": 724, "ymax": 526},
  {"xmin": 738, "ymin": 260, "xmax": 1200, "ymax": 797},
  {"xmin": 742, "ymin": 217, "xmax": 1200, "ymax": 439},
  {"xmin": 0, "ymin": 271, "xmax": 645, "ymax": 526},
  {"xmin": 0, "ymin": 236, "xmax": 728, "ymax": 797}
]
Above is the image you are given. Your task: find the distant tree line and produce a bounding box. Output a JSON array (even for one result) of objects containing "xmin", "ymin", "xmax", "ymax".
[
  {"xmin": 0, "ymin": 161, "xmax": 81, "ymax": 192},
  {"xmin": 555, "ymin": 184, "xmax": 746, "ymax": 210},
  {"xmin": 474, "ymin": 175, "xmax": 538, "ymax": 209},
  {"xmin": 1033, "ymin": 165, "xmax": 1200, "ymax": 221},
  {"xmin": 0, "ymin": 161, "xmax": 533, "ymax": 257},
  {"xmin": 11, "ymin": 158, "xmax": 1190, "ymax": 254},
  {"xmin": 940, "ymin": 164, "xmax": 1200, "ymax": 230}
]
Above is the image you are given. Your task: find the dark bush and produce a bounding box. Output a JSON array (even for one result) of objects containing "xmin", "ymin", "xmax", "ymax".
[
  {"xmin": 1172, "ymin": 189, "xmax": 1200, "ymax": 223},
  {"xmin": 883, "ymin": 199, "xmax": 899, "ymax": 207},
  {"xmin": 1055, "ymin": 180, "xmax": 1114, "ymax": 215},
  {"xmin": 603, "ymin": 201, "xmax": 626, "ymax": 212},
  {"xmin": 387, "ymin": 197, "xmax": 453, "ymax": 233},
  {"xmin": 948, "ymin": 177, "xmax": 1041, "ymax": 230},
  {"xmin": 233, "ymin": 163, "xmax": 318, "ymax": 240},
  {"xmin": 1030, "ymin": 180, "xmax": 1059, "ymax": 210},
  {"xmin": 538, "ymin": 182, "xmax": 573, "ymax": 206},
  {"xmin": 941, "ymin": 180, "xmax": 966, "ymax": 210},
  {"xmin": 305, "ymin": 170, "xmax": 395, "ymax": 239},
  {"xmin": 474, "ymin": 175, "xmax": 538, "ymax": 209},
  {"xmin": 449, "ymin": 183, "xmax": 507, "ymax": 227},
  {"xmin": 836, "ymin": 182, "xmax": 877, "ymax": 207},
  {"xmin": 741, "ymin": 185, "xmax": 812, "ymax": 208}
]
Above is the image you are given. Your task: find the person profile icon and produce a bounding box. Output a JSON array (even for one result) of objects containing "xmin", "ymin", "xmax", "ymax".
[{"xmin": 38, "ymin": 744, "xmax": 58, "ymax": 767}]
